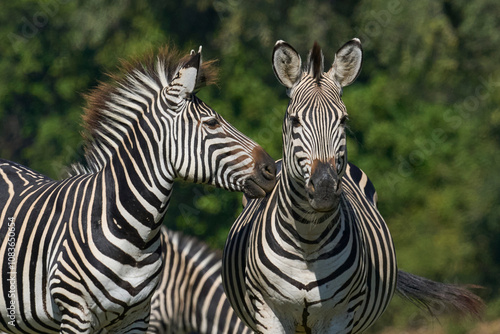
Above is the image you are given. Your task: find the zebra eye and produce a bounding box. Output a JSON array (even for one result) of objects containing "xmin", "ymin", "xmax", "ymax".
[
  {"xmin": 289, "ymin": 116, "xmax": 301, "ymax": 128},
  {"xmin": 203, "ymin": 118, "xmax": 220, "ymax": 129},
  {"xmin": 340, "ymin": 115, "xmax": 349, "ymax": 125}
]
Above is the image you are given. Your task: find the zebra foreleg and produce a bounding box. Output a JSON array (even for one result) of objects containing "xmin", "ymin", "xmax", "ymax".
[
  {"xmin": 49, "ymin": 266, "xmax": 96, "ymax": 333},
  {"xmin": 249, "ymin": 291, "xmax": 290, "ymax": 334},
  {"xmin": 253, "ymin": 307, "xmax": 289, "ymax": 334}
]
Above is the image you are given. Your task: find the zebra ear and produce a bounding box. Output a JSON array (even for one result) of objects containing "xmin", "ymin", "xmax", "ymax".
[
  {"xmin": 272, "ymin": 40, "xmax": 302, "ymax": 89},
  {"xmin": 165, "ymin": 48, "xmax": 201, "ymax": 104},
  {"xmin": 328, "ymin": 38, "xmax": 362, "ymax": 87}
]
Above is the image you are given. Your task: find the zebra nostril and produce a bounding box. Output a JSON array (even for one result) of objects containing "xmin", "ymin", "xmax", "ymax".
[{"xmin": 261, "ymin": 164, "xmax": 275, "ymax": 181}]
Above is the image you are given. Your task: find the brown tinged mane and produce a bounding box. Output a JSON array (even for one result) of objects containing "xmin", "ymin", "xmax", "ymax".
[{"xmin": 79, "ymin": 45, "xmax": 218, "ymax": 172}]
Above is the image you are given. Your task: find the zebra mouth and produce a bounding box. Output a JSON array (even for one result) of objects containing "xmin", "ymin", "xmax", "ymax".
[
  {"xmin": 305, "ymin": 159, "xmax": 341, "ymax": 212},
  {"xmin": 308, "ymin": 191, "xmax": 341, "ymax": 212},
  {"xmin": 243, "ymin": 147, "xmax": 276, "ymax": 198},
  {"xmin": 243, "ymin": 178, "xmax": 268, "ymax": 198}
]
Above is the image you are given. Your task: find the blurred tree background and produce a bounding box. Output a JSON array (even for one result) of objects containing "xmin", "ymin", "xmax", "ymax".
[{"xmin": 1, "ymin": 0, "xmax": 499, "ymax": 332}]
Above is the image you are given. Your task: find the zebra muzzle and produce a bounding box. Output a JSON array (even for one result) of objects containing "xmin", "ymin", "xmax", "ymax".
[
  {"xmin": 243, "ymin": 147, "xmax": 277, "ymax": 198},
  {"xmin": 306, "ymin": 160, "xmax": 341, "ymax": 211}
]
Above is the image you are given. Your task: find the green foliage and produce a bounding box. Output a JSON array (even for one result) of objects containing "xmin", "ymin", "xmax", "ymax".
[{"xmin": 1, "ymin": 0, "xmax": 499, "ymax": 331}]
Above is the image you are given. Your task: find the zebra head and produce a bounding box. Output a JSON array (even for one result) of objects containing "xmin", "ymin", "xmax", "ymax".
[
  {"xmin": 272, "ymin": 39, "xmax": 362, "ymax": 211},
  {"xmin": 164, "ymin": 48, "xmax": 276, "ymax": 198}
]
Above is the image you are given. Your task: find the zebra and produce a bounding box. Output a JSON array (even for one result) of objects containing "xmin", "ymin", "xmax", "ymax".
[
  {"xmin": 0, "ymin": 45, "xmax": 276, "ymax": 334},
  {"xmin": 221, "ymin": 38, "xmax": 396, "ymax": 334},
  {"xmin": 147, "ymin": 226, "xmax": 251, "ymax": 334},
  {"xmin": 246, "ymin": 160, "xmax": 483, "ymax": 323},
  {"xmin": 221, "ymin": 39, "xmax": 482, "ymax": 334}
]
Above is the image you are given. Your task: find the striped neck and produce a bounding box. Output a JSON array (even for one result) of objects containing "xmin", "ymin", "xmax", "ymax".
[
  {"xmin": 76, "ymin": 58, "xmax": 180, "ymax": 246},
  {"xmin": 98, "ymin": 145, "xmax": 173, "ymax": 248},
  {"xmin": 277, "ymin": 160, "xmax": 343, "ymax": 249}
]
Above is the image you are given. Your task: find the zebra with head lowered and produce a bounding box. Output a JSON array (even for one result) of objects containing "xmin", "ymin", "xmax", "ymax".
[
  {"xmin": 147, "ymin": 226, "xmax": 251, "ymax": 334},
  {"xmin": 222, "ymin": 39, "xmax": 482, "ymax": 334},
  {"xmin": 0, "ymin": 46, "xmax": 276, "ymax": 334}
]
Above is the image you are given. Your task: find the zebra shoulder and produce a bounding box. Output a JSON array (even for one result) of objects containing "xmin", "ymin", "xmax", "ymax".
[{"xmin": 346, "ymin": 162, "xmax": 378, "ymax": 207}]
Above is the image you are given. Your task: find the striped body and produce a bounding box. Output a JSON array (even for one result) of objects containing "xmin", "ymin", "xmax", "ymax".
[
  {"xmin": 223, "ymin": 162, "xmax": 396, "ymax": 333},
  {"xmin": 0, "ymin": 46, "xmax": 275, "ymax": 333},
  {"xmin": 148, "ymin": 227, "xmax": 251, "ymax": 334},
  {"xmin": 222, "ymin": 40, "xmax": 397, "ymax": 333},
  {"xmin": 0, "ymin": 161, "xmax": 163, "ymax": 333}
]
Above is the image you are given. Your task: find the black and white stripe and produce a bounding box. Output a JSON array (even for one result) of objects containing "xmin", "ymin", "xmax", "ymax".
[
  {"xmin": 0, "ymin": 46, "xmax": 275, "ymax": 334},
  {"xmin": 222, "ymin": 39, "xmax": 397, "ymax": 334},
  {"xmin": 147, "ymin": 227, "xmax": 251, "ymax": 334}
]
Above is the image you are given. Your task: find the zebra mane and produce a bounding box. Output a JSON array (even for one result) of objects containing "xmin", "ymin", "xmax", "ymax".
[
  {"xmin": 166, "ymin": 228, "xmax": 224, "ymax": 281},
  {"xmin": 168, "ymin": 228, "xmax": 223, "ymax": 261},
  {"xmin": 65, "ymin": 162, "xmax": 92, "ymax": 177},
  {"xmin": 306, "ymin": 42, "xmax": 324, "ymax": 83},
  {"xmin": 71, "ymin": 45, "xmax": 218, "ymax": 175}
]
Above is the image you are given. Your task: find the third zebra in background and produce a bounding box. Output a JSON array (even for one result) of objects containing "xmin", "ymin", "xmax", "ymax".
[
  {"xmin": 222, "ymin": 39, "xmax": 482, "ymax": 334},
  {"xmin": 148, "ymin": 227, "xmax": 251, "ymax": 334}
]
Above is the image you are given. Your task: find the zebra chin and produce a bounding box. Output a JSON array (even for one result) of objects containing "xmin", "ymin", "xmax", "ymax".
[
  {"xmin": 308, "ymin": 192, "xmax": 341, "ymax": 212},
  {"xmin": 243, "ymin": 172, "xmax": 276, "ymax": 198}
]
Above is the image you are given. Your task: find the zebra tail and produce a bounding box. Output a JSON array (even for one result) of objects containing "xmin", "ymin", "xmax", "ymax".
[{"xmin": 396, "ymin": 270, "xmax": 484, "ymax": 319}]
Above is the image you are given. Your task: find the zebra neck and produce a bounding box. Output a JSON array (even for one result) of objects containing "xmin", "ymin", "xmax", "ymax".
[
  {"xmin": 101, "ymin": 152, "xmax": 174, "ymax": 243},
  {"xmin": 276, "ymin": 168, "xmax": 343, "ymax": 247}
]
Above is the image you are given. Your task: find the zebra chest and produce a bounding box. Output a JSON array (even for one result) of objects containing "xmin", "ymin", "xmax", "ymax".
[
  {"xmin": 268, "ymin": 258, "xmax": 357, "ymax": 291},
  {"xmin": 252, "ymin": 256, "xmax": 363, "ymax": 333},
  {"xmin": 247, "ymin": 226, "xmax": 366, "ymax": 332},
  {"xmin": 255, "ymin": 246, "xmax": 361, "ymax": 301}
]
